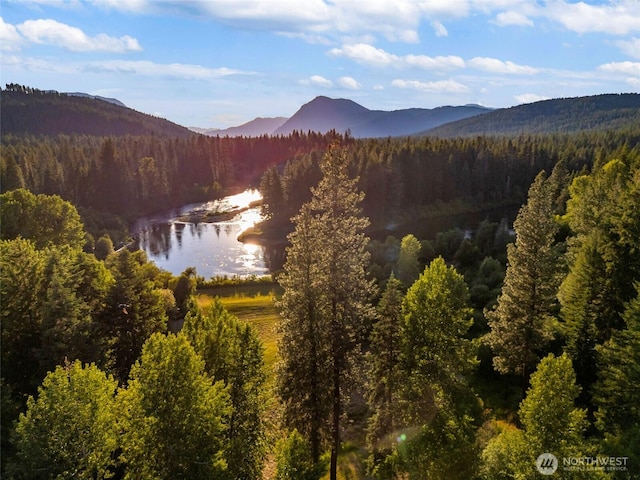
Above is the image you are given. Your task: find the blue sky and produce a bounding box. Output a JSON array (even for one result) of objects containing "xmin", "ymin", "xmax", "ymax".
[{"xmin": 1, "ymin": 0, "xmax": 639, "ymax": 129}]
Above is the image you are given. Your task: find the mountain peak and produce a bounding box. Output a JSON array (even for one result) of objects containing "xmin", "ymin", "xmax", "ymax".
[{"xmin": 274, "ymin": 96, "xmax": 490, "ymax": 137}]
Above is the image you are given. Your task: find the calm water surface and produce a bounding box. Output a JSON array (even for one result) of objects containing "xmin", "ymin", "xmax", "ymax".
[{"xmin": 132, "ymin": 190, "xmax": 268, "ymax": 279}]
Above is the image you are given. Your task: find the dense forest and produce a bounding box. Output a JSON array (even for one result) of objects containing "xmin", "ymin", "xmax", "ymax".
[{"xmin": 2, "ymin": 87, "xmax": 640, "ymax": 479}]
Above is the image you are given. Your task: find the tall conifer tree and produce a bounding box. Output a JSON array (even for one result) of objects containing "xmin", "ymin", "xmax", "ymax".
[
  {"xmin": 485, "ymin": 171, "xmax": 560, "ymax": 389},
  {"xmin": 276, "ymin": 144, "xmax": 374, "ymax": 479}
]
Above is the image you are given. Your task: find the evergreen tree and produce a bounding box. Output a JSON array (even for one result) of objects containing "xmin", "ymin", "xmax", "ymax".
[
  {"xmin": 118, "ymin": 333, "xmax": 230, "ymax": 479},
  {"xmin": 9, "ymin": 361, "xmax": 118, "ymax": 480},
  {"xmin": 277, "ymin": 205, "xmax": 330, "ymax": 464},
  {"xmin": 366, "ymin": 275, "xmax": 404, "ymax": 478},
  {"xmin": 561, "ymin": 157, "xmax": 640, "ymax": 410},
  {"xmin": 0, "ymin": 239, "xmax": 45, "ymax": 398},
  {"xmin": 559, "ymin": 234, "xmax": 606, "ymax": 407},
  {"xmin": 101, "ymin": 250, "xmax": 168, "ymax": 382},
  {"xmin": 593, "ymin": 284, "xmax": 640, "ymax": 476},
  {"xmin": 485, "ymin": 171, "xmax": 560, "ymax": 388},
  {"xmin": 276, "ymin": 144, "xmax": 374, "ymax": 479},
  {"xmin": 260, "ymin": 165, "xmax": 285, "ymax": 220}
]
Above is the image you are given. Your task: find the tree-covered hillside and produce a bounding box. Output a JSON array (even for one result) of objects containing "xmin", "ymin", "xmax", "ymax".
[
  {"xmin": 424, "ymin": 93, "xmax": 640, "ymax": 137},
  {"xmin": 1, "ymin": 85, "xmax": 192, "ymax": 138}
]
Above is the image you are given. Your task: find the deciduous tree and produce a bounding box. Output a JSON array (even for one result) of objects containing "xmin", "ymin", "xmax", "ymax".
[
  {"xmin": 9, "ymin": 361, "xmax": 118, "ymax": 480},
  {"xmin": 398, "ymin": 257, "xmax": 479, "ymax": 479},
  {"xmin": 118, "ymin": 333, "xmax": 230, "ymax": 479},
  {"xmin": 183, "ymin": 300, "xmax": 266, "ymax": 479}
]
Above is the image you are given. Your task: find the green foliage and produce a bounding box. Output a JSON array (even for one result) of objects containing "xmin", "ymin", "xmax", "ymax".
[
  {"xmin": 118, "ymin": 333, "xmax": 230, "ymax": 479},
  {"xmin": 395, "ymin": 234, "xmax": 421, "ymax": 287},
  {"xmin": 481, "ymin": 355, "xmax": 594, "ymax": 480},
  {"xmin": 183, "ymin": 300, "xmax": 267, "ymax": 479},
  {"xmin": 94, "ymin": 234, "xmax": 114, "ymax": 261},
  {"xmin": 593, "ymin": 284, "xmax": 640, "ymax": 474},
  {"xmin": 101, "ymin": 250, "xmax": 168, "ymax": 381},
  {"xmin": 398, "ymin": 257, "xmax": 479, "ymax": 479},
  {"xmin": 9, "ymin": 361, "xmax": 118, "ymax": 480},
  {"xmin": 485, "ymin": 171, "xmax": 560, "ymax": 382},
  {"xmin": 1, "ymin": 239, "xmax": 114, "ymax": 398},
  {"xmin": 519, "ymin": 354, "xmax": 588, "ymax": 463},
  {"xmin": 1, "ymin": 189, "xmax": 85, "ymax": 250},
  {"xmin": 277, "ymin": 145, "xmax": 375, "ymax": 476},
  {"xmin": 561, "ymin": 157, "xmax": 640, "ymax": 410},
  {"xmin": 275, "ymin": 429, "xmax": 328, "ymax": 480},
  {"xmin": 479, "ymin": 421, "xmax": 529, "ymax": 480},
  {"xmin": 0, "ymin": 239, "xmax": 45, "ymax": 396},
  {"xmin": 366, "ymin": 276, "xmax": 404, "ymax": 477}
]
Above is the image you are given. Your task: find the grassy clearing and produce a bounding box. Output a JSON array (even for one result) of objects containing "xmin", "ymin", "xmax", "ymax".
[{"xmin": 196, "ymin": 283, "xmax": 282, "ymax": 374}]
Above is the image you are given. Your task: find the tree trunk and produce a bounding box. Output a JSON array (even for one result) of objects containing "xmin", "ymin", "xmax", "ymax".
[{"xmin": 330, "ymin": 360, "xmax": 340, "ymax": 480}]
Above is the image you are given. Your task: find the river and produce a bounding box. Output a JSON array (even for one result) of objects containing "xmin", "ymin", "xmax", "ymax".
[{"xmin": 131, "ymin": 190, "xmax": 269, "ymax": 279}]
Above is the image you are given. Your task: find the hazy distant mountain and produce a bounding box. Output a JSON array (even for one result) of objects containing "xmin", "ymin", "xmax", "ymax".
[
  {"xmin": 273, "ymin": 96, "xmax": 491, "ymax": 137},
  {"xmin": 1, "ymin": 87, "xmax": 192, "ymax": 138},
  {"xmin": 192, "ymin": 117, "xmax": 288, "ymax": 137},
  {"xmin": 67, "ymin": 92, "xmax": 127, "ymax": 107},
  {"xmin": 423, "ymin": 93, "xmax": 640, "ymax": 137}
]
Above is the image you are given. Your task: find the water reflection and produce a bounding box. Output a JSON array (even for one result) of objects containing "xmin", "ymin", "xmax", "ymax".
[{"xmin": 132, "ymin": 190, "xmax": 270, "ymax": 278}]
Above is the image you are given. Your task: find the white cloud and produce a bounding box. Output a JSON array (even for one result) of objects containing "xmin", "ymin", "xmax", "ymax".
[
  {"xmin": 617, "ymin": 37, "xmax": 640, "ymax": 60},
  {"xmin": 13, "ymin": 18, "xmax": 142, "ymax": 52},
  {"xmin": 493, "ymin": 10, "xmax": 534, "ymax": 27},
  {"xmin": 598, "ymin": 61, "xmax": 640, "ymax": 77},
  {"xmin": 85, "ymin": 60, "xmax": 248, "ymax": 79},
  {"xmin": 52, "ymin": 0, "xmax": 476, "ymax": 44},
  {"xmin": 1, "ymin": 53, "xmax": 78, "ymax": 73},
  {"xmin": 92, "ymin": 0, "xmax": 149, "ymax": 13},
  {"xmin": 431, "ymin": 20, "xmax": 448, "ymax": 37},
  {"xmin": 0, "ymin": 17, "xmax": 23, "ymax": 51},
  {"xmin": 391, "ymin": 78, "xmax": 469, "ymax": 93},
  {"xmin": 468, "ymin": 56, "xmax": 538, "ymax": 74},
  {"xmin": 544, "ymin": 0, "xmax": 640, "ymax": 35},
  {"xmin": 329, "ymin": 43, "xmax": 399, "ymax": 67},
  {"xmin": 405, "ymin": 54, "xmax": 465, "ymax": 70},
  {"xmin": 330, "ymin": 43, "xmax": 465, "ymax": 71},
  {"xmin": 515, "ymin": 93, "xmax": 550, "ymax": 104},
  {"xmin": 303, "ymin": 75, "xmax": 333, "ymax": 87},
  {"xmin": 337, "ymin": 76, "xmax": 361, "ymax": 89}
]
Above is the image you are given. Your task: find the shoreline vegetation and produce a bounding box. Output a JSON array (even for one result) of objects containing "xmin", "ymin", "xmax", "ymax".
[{"xmin": 175, "ymin": 198, "xmax": 262, "ymax": 224}]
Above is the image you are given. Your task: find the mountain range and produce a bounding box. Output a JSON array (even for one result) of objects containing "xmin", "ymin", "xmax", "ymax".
[
  {"xmin": 190, "ymin": 117, "xmax": 287, "ymax": 137},
  {"xmin": 190, "ymin": 96, "xmax": 491, "ymax": 138},
  {"xmin": 273, "ymin": 96, "xmax": 491, "ymax": 137},
  {"xmin": 2, "ymin": 85, "xmax": 639, "ymax": 140}
]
